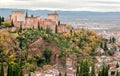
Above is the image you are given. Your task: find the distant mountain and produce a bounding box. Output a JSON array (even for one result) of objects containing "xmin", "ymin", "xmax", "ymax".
[{"xmin": 0, "ymin": 8, "xmax": 120, "ymax": 25}]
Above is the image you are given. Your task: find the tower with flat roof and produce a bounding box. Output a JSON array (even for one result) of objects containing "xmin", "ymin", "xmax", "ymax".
[{"xmin": 47, "ymin": 11, "xmax": 59, "ymax": 25}]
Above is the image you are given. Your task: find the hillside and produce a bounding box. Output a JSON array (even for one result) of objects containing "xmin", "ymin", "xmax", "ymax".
[{"xmin": 0, "ymin": 26, "xmax": 102, "ymax": 75}]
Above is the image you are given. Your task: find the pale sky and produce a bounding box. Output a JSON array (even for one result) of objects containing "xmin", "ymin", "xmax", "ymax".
[{"xmin": 0, "ymin": 0, "xmax": 120, "ymax": 12}]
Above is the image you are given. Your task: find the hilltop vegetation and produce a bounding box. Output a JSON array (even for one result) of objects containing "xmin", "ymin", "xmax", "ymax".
[{"xmin": 0, "ymin": 25, "xmax": 102, "ymax": 75}]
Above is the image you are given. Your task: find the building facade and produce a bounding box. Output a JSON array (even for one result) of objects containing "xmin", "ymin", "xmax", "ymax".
[{"xmin": 9, "ymin": 10, "xmax": 69, "ymax": 33}]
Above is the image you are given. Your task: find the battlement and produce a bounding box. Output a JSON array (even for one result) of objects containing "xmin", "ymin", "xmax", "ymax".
[
  {"xmin": 48, "ymin": 11, "xmax": 58, "ymax": 16},
  {"xmin": 11, "ymin": 10, "xmax": 25, "ymax": 14}
]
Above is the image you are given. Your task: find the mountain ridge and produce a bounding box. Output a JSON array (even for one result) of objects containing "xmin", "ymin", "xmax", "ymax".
[{"xmin": 0, "ymin": 8, "xmax": 120, "ymax": 24}]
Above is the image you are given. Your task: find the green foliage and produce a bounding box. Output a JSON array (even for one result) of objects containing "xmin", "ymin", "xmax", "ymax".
[
  {"xmin": 0, "ymin": 16, "xmax": 1, "ymax": 25},
  {"xmin": 110, "ymin": 37, "xmax": 116, "ymax": 43},
  {"xmin": 116, "ymin": 62, "xmax": 119, "ymax": 68},
  {"xmin": 38, "ymin": 22, "xmax": 41, "ymax": 30},
  {"xmin": 43, "ymin": 48, "xmax": 52, "ymax": 63},
  {"xmin": 31, "ymin": 14, "xmax": 33, "ymax": 17},
  {"xmin": 1, "ymin": 17, "xmax": 4, "ymax": 22},
  {"xmin": 11, "ymin": 20, "xmax": 14, "ymax": 27},
  {"xmin": 0, "ymin": 63, "xmax": 4, "ymax": 76},
  {"xmin": 98, "ymin": 65, "xmax": 109, "ymax": 76},
  {"xmin": 0, "ymin": 16, "xmax": 4, "ymax": 25},
  {"xmin": 64, "ymin": 72, "xmax": 67, "ymax": 76},
  {"xmin": 25, "ymin": 11, "xmax": 28, "ymax": 18},
  {"xmin": 19, "ymin": 24, "xmax": 23, "ymax": 33},
  {"xmin": 76, "ymin": 59, "xmax": 90, "ymax": 76},
  {"xmin": 7, "ymin": 63, "xmax": 21, "ymax": 76},
  {"xmin": 104, "ymin": 42, "xmax": 108, "ymax": 51},
  {"xmin": 17, "ymin": 35, "xmax": 27, "ymax": 50},
  {"xmin": 91, "ymin": 63, "xmax": 95, "ymax": 76},
  {"xmin": 59, "ymin": 72, "xmax": 62, "ymax": 76}
]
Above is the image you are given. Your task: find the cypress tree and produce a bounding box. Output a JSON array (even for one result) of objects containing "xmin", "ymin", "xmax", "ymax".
[
  {"xmin": 19, "ymin": 24, "xmax": 22, "ymax": 33},
  {"xmin": 55, "ymin": 25, "xmax": 57, "ymax": 33},
  {"xmin": 11, "ymin": 20, "xmax": 14, "ymax": 27},
  {"xmin": 0, "ymin": 62, "xmax": 4, "ymax": 76},
  {"xmin": 101, "ymin": 66, "xmax": 105, "ymax": 76},
  {"xmin": 0, "ymin": 16, "xmax": 1, "ymax": 25},
  {"xmin": 59, "ymin": 72, "xmax": 62, "ymax": 76},
  {"xmin": 76, "ymin": 65, "xmax": 79, "ymax": 76},
  {"xmin": 100, "ymin": 42, "xmax": 103, "ymax": 49},
  {"xmin": 104, "ymin": 42, "xmax": 108, "ymax": 51},
  {"xmin": 38, "ymin": 22, "xmax": 40, "ymax": 30},
  {"xmin": 91, "ymin": 63, "xmax": 95, "ymax": 76},
  {"xmin": 85, "ymin": 60, "xmax": 89, "ymax": 76},
  {"xmin": 100, "ymin": 65, "xmax": 109, "ymax": 76},
  {"xmin": 25, "ymin": 11, "xmax": 28, "ymax": 18},
  {"xmin": 7, "ymin": 64, "xmax": 13, "ymax": 76},
  {"xmin": 80, "ymin": 60, "xmax": 84, "ymax": 76},
  {"xmin": 1, "ymin": 17, "xmax": 4, "ymax": 22},
  {"xmin": 31, "ymin": 14, "xmax": 33, "ymax": 17},
  {"xmin": 98, "ymin": 71, "xmax": 102, "ymax": 76},
  {"xmin": 116, "ymin": 62, "xmax": 119, "ymax": 68},
  {"xmin": 112, "ymin": 37, "xmax": 116, "ymax": 43},
  {"xmin": 110, "ymin": 37, "xmax": 112, "ymax": 43},
  {"xmin": 116, "ymin": 70, "xmax": 119, "ymax": 76},
  {"xmin": 28, "ymin": 72, "xmax": 31, "ymax": 76},
  {"xmin": 7, "ymin": 64, "xmax": 10, "ymax": 76},
  {"xmin": 13, "ymin": 63, "xmax": 20, "ymax": 76},
  {"xmin": 77, "ymin": 59, "xmax": 90, "ymax": 76},
  {"xmin": 64, "ymin": 72, "xmax": 67, "ymax": 76}
]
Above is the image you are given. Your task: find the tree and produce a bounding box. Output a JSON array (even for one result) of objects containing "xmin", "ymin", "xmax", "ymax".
[
  {"xmin": 25, "ymin": 11, "xmax": 28, "ymax": 18},
  {"xmin": 0, "ymin": 16, "xmax": 1, "ymax": 25},
  {"xmin": 7, "ymin": 64, "xmax": 12, "ymax": 76},
  {"xmin": 1, "ymin": 17, "xmax": 4, "ymax": 22},
  {"xmin": 31, "ymin": 14, "xmax": 33, "ymax": 17},
  {"xmin": 59, "ymin": 72, "xmax": 62, "ymax": 76},
  {"xmin": 98, "ymin": 71, "xmax": 102, "ymax": 76},
  {"xmin": 58, "ymin": 20, "xmax": 60, "ymax": 25},
  {"xmin": 76, "ymin": 65, "xmax": 80, "ymax": 76},
  {"xmin": 46, "ymin": 28, "xmax": 51, "ymax": 34},
  {"xmin": 43, "ymin": 48, "xmax": 52, "ymax": 63},
  {"xmin": 112, "ymin": 37, "xmax": 116, "ymax": 43},
  {"xmin": 100, "ymin": 42, "xmax": 103, "ymax": 49},
  {"xmin": 0, "ymin": 62, "xmax": 4, "ymax": 76},
  {"xmin": 76, "ymin": 59, "xmax": 90, "ymax": 76},
  {"xmin": 91, "ymin": 63, "xmax": 95, "ymax": 76},
  {"xmin": 38, "ymin": 22, "xmax": 40, "ymax": 30},
  {"xmin": 99, "ymin": 65, "xmax": 109, "ymax": 76},
  {"xmin": 110, "ymin": 37, "xmax": 112, "ymax": 43},
  {"xmin": 116, "ymin": 70, "xmax": 119, "ymax": 76},
  {"xmin": 11, "ymin": 20, "xmax": 14, "ymax": 27},
  {"xmin": 19, "ymin": 24, "xmax": 22, "ymax": 33},
  {"xmin": 104, "ymin": 42, "xmax": 108, "ymax": 51},
  {"xmin": 64, "ymin": 72, "xmax": 67, "ymax": 76},
  {"xmin": 116, "ymin": 62, "xmax": 119, "ymax": 68},
  {"xmin": 55, "ymin": 25, "xmax": 57, "ymax": 33}
]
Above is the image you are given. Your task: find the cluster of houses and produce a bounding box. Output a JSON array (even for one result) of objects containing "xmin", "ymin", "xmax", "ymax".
[
  {"xmin": 8, "ymin": 10, "xmax": 71, "ymax": 33},
  {"xmin": 98, "ymin": 31, "xmax": 120, "ymax": 45},
  {"xmin": 96, "ymin": 31, "xmax": 120, "ymax": 76},
  {"xmin": 95, "ymin": 54, "xmax": 120, "ymax": 76}
]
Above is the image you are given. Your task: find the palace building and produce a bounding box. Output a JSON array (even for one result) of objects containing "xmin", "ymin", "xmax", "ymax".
[{"xmin": 9, "ymin": 10, "xmax": 70, "ymax": 33}]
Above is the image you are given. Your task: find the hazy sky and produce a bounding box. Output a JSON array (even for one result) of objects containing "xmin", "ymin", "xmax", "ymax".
[{"xmin": 0, "ymin": 0, "xmax": 120, "ymax": 12}]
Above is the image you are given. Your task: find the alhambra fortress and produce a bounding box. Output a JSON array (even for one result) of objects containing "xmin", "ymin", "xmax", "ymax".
[{"xmin": 8, "ymin": 10, "xmax": 71, "ymax": 33}]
